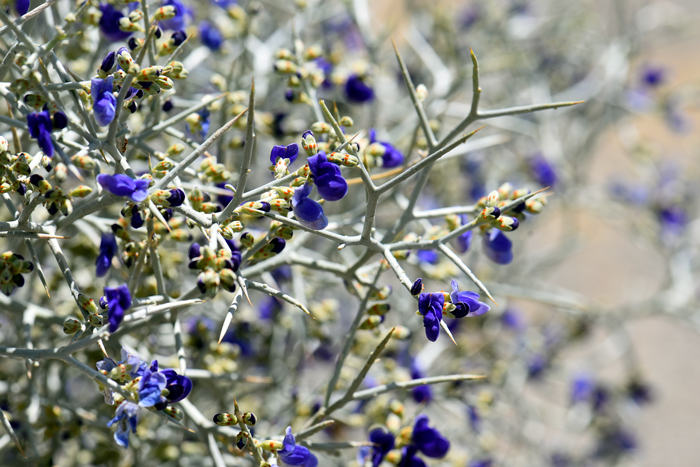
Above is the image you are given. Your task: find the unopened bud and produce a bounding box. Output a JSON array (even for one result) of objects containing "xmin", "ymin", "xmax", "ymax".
[
  {"xmin": 213, "ymin": 412, "xmax": 238, "ymax": 426},
  {"xmin": 63, "ymin": 317, "xmax": 82, "ymax": 334}
]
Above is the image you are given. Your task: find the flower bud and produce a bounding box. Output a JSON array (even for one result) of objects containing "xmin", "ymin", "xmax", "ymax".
[
  {"xmin": 359, "ymin": 315, "xmax": 384, "ymax": 330},
  {"xmin": 242, "ymin": 412, "xmax": 257, "ymax": 426},
  {"xmin": 327, "ymin": 152, "xmax": 359, "ymax": 167},
  {"xmin": 70, "ymin": 185, "xmax": 93, "ymax": 198},
  {"xmin": 479, "ymin": 206, "xmax": 500, "ymax": 220},
  {"xmin": 301, "ymin": 130, "xmax": 317, "ymax": 156},
  {"xmin": 310, "ymin": 122, "xmax": 331, "ymax": 134},
  {"xmin": 274, "ymin": 48, "xmax": 294, "ymax": 60},
  {"xmin": 88, "ymin": 313, "xmax": 103, "ymax": 326},
  {"xmin": 525, "ymin": 198, "xmax": 546, "ymax": 214},
  {"xmin": 391, "ymin": 326, "xmax": 412, "ymax": 340},
  {"xmin": 410, "ymin": 278, "xmax": 423, "ymax": 296},
  {"xmin": 78, "ymin": 294, "xmax": 99, "ymax": 314},
  {"xmin": 261, "ymin": 439, "xmax": 284, "ymax": 451},
  {"xmin": 152, "ymin": 5, "xmax": 176, "ymax": 20},
  {"xmin": 240, "ymin": 232, "xmax": 255, "ymax": 249},
  {"xmin": 213, "ymin": 412, "xmax": 238, "ymax": 426},
  {"xmin": 236, "ymin": 432, "xmax": 248, "ymax": 449},
  {"xmin": 338, "ymin": 115, "xmax": 354, "ymax": 127},
  {"xmin": 164, "ymin": 406, "xmax": 184, "ymax": 421},
  {"xmin": 370, "ymin": 285, "xmax": 392, "ymax": 301},
  {"xmin": 494, "ymin": 216, "xmax": 519, "ymax": 232},
  {"xmin": 416, "ymin": 83, "xmax": 428, "ymax": 102},
  {"xmin": 63, "ymin": 317, "xmax": 82, "ymax": 334},
  {"xmin": 367, "ymin": 303, "xmax": 390, "ymax": 316},
  {"xmin": 486, "ymin": 190, "xmax": 500, "ymax": 207},
  {"xmin": 274, "ymin": 60, "xmax": 298, "ymax": 74}
]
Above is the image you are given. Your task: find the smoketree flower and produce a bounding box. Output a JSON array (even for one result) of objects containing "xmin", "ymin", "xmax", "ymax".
[
  {"xmin": 455, "ymin": 229, "xmax": 473, "ymax": 253},
  {"xmin": 270, "ymin": 143, "xmax": 300, "ymax": 166},
  {"xmin": 640, "ymin": 64, "xmax": 665, "ymax": 88},
  {"xmin": 449, "ymin": 280, "xmax": 490, "ymax": 318},
  {"xmin": 530, "ymin": 153, "xmax": 557, "ymax": 187},
  {"xmin": 418, "ymin": 293, "xmax": 444, "ymax": 342},
  {"xmin": 292, "ymin": 183, "xmax": 328, "ymax": 230},
  {"xmin": 97, "ymin": 174, "xmax": 150, "ymax": 203},
  {"xmin": 99, "ymin": 4, "xmax": 133, "ymax": 42},
  {"xmin": 307, "ymin": 151, "xmax": 348, "ymax": 201},
  {"xmin": 365, "ymin": 427, "xmax": 395, "ymax": 467},
  {"xmin": 138, "ymin": 363, "xmax": 168, "ymax": 408},
  {"xmin": 571, "ymin": 373, "xmax": 594, "ymax": 404},
  {"xmin": 410, "ymin": 362, "xmax": 432, "ymax": 403},
  {"xmin": 107, "ymin": 401, "xmax": 140, "ymax": 448},
  {"xmin": 411, "ymin": 414, "xmax": 450, "ymax": 458},
  {"xmin": 200, "ymin": 21, "xmax": 223, "ymax": 50},
  {"xmin": 91, "ymin": 75, "xmax": 117, "ymax": 126},
  {"xmin": 103, "ymin": 284, "xmax": 131, "ymax": 332},
  {"xmin": 159, "ymin": 368, "xmax": 193, "ymax": 404},
  {"xmin": 369, "ymin": 129, "xmax": 404, "ymax": 168},
  {"xmin": 96, "ymin": 232, "xmax": 118, "ymax": 277},
  {"xmin": 15, "ymin": 0, "xmax": 29, "ymax": 15},
  {"xmin": 27, "ymin": 109, "xmax": 54, "ymax": 157},
  {"xmin": 277, "ymin": 426, "xmax": 319, "ymax": 467},
  {"xmin": 483, "ymin": 229, "xmax": 513, "ymax": 265},
  {"xmin": 185, "ymin": 108, "xmax": 210, "ymax": 142},
  {"xmin": 345, "ymin": 74, "xmax": 374, "ymax": 103}
]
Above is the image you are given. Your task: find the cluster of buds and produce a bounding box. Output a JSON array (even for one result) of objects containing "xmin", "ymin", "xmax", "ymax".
[
  {"xmin": 79, "ymin": 293, "xmax": 105, "ymax": 327},
  {"xmin": 259, "ymin": 187, "xmax": 294, "ymax": 214},
  {"xmin": 188, "ymin": 243, "xmax": 241, "ymax": 298},
  {"xmin": 151, "ymin": 143, "xmax": 185, "ymax": 164},
  {"xmin": 157, "ymin": 30, "xmax": 187, "ymax": 57},
  {"xmin": 476, "ymin": 183, "xmax": 547, "ymax": 231},
  {"xmin": 0, "ymin": 252, "xmax": 34, "ymax": 296},
  {"xmin": 118, "ymin": 9, "xmax": 146, "ymax": 34},
  {"xmin": 198, "ymin": 157, "xmax": 231, "ymax": 184},
  {"xmin": 213, "ymin": 406, "xmax": 257, "ymax": 449},
  {"xmin": 189, "ymin": 186, "xmax": 223, "ymax": 214},
  {"xmin": 29, "ymin": 174, "xmax": 92, "ymax": 217},
  {"xmin": 273, "ymin": 41, "xmax": 327, "ymax": 103}
]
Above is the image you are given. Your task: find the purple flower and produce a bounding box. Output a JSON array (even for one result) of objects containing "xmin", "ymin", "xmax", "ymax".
[
  {"xmin": 27, "ymin": 109, "xmax": 54, "ymax": 157},
  {"xmin": 369, "ymin": 129, "xmax": 404, "ymax": 167},
  {"xmin": 99, "ymin": 4, "xmax": 133, "ymax": 42},
  {"xmin": 107, "ymin": 401, "xmax": 140, "ymax": 448},
  {"xmin": 200, "ymin": 21, "xmax": 223, "ymax": 50},
  {"xmin": 345, "ymin": 74, "xmax": 374, "ymax": 103},
  {"xmin": 367, "ymin": 427, "xmax": 395, "ymax": 467},
  {"xmin": 410, "ymin": 362, "xmax": 432, "ymax": 404},
  {"xmin": 418, "ymin": 293, "xmax": 444, "ymax": 342},
  {"xmin": 96, "ymin": 232, "xmax": 118, "ymax": 277},
  {"xmin": 307, "ymin": 151, "xmax": 348, "ymax": 201},
  {"xmin": 530, "ymin": 153, "xmax": 557, "ymax": 187},
  {"xmin": 292, "ymin": 183, "xmax": 328, "ymax": 230},
  {"xmin": 278, "ymin": 426, "xmax": 319, "ymax": 467},
  {"xmin": 571, "ymin": 373, "xmax": 594, "ymax": 403},
  {"xmin": 104, "ymin": 284, "xmax": 131, "ymax": 332},
  {"xmin": 455, "ymin": 230, "xmax": 473, "ymax": 253},
  {"xmin": 449, "ymin": 279, "xmax": 490, "ymax": 318},
  {"xmin": 467, "ymin": 405, "xmax": 481, "ymax": 433},
  {"xmin": 97, "ymin": 174, "xmax": 150, "ymax": 203},
  {"xmin": 483, "ymin": 229, "xmax": 513, "ymax": 265},
  {"xmin": 411, "ymin": 414, "xmax": 449, "ymax": 458},
  {"xmin": 91, "ymin": 75, "xmax": 116, "ymax": 126},
  {"xmin": 416, "ymin": 250, "xmax": 439, "ymax": 264},
  {"xmin": 159, "ymin": 368, "xmax": 193, "ymax": 404},
  {"xmin": 260, "ymin": 296, "xmax": 282, "ymax": 320},
  {"xmin": 100, "ymin": 51, "xmax": 116, "ymax": 74},
  {"xmin": 138, "ymin": 363, "xmax": 168, "ymax": 408},
  {"xmin": 640, "ymin": 64, "xmax": 665, "ymax": 88},
  {"xmin": 270, "ymin": 143, "xmax": 300, "ymax": 166},
  {"xmin": 159, "ymin": 0, "xmax": 192, "ymax": 30},
  {"xmin": 15, "ymin": 0, "xmax": 29, "ymax": 15}
]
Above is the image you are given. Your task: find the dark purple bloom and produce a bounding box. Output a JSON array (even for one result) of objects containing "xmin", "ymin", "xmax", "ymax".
[
  {"xmin": 278, "ymin": 426, "xmax": 319, "ymax": 467},
  {"xmin": 314, "ymin": 57, "xmax": 334, "ymax": 88},
  {"xmin": 418, "ymin": 293, "xmax": 444, "ymax": 342},
  {"xmin": 159, "ymin": 368, "xmax": 193, "ymax": 404},
  {"xmin": 411, "ymin": 414, "xmax": 450, "ymax": 458},
  {"xmin": 52, "ymin": 111, "xmax": 68, "ymax": 129},
  {"xmin": 501, "ymin": 308, "xmax": 525, "ymax": 331},
  {"xmin": 97, "ymin": 174, "xmax": 150, "ymax": 203},
  {"xmin": 104, "ymin": 284, "xmax": 131, "ymax": 332},
  {"xmin": 99, "ymin": 4, "xmax": 133, "ymax": 42},
  {"xmin": 416, "ymin": 250, "xmax": 439, "ymax": 264},
  {"xmin": 199, "ymin": 21, "xmax": 223, "ymax": 50},
  {"xmin": 307, "ymin": 151, "xmax": 348, "ymax": 201},
  {"xmin": 15, "ymin": 0, "xmax": 29, "ymax": 15},
  {"xmin": 162, "ymin": 99, "xmax": 174, "ymax": 112},
  {"xmin": 96, "ymin": 232, "xmax": 118, "ymax": 277},
  {"xmin": 171, "ymin": 30, "xmax": 187, "ymax": 46},
  {"xmin": 100, "ymin": 51, "xmax": 116, "ymax": 73},
  {"xmin": 455, "ymin": 229, "xmax": 473, "ymax": 253},
  {"xmin": 138, "ymin": 364, "xmax": 167, "ymax": 408},
  {"xmin": 292, "ymin": 183, "xmax": 328, "ymax": 230},
  {"xmin": 626, "ymin": 379, "xmax": 652, "ymax": 406},
  {"xmin": 483, "ymin": 229, "xmax": 513, "ymax": 265},
  {"xmin": 27, "ymin": 109, "xmax": 54, "ymax": 157},
  {"xmin": 640, "ymin": 64, "xmax": 665, "ymax": 88},
  {"xmin": 167, "ymin": 188, "xmax": 185, "ymax": 206},
  {"xmin": 159, "ymin": 0, "xmax": 191, "ymax": 30},
  {"xmin": 345, "ymin": 74, "xmax": 374, "ymax": 103},
  {"xmin": 410, "ymin": 278, "xmax": 423, "ymax": 295},
  {"xmin": 91, "ymin": 75, "xmax": 116, "ymax": 126},
  {"xmin": 449, "ymin": 279, "xmax": 490, "ymax": 318},
  {"xmin": 369, "ymin": 129, "xmax": 404, "ymax": 167},
  {"xmin": 188, "ymin": 242, "xmax": 201, "ymax": 260},
  {"xmin": 270, "ymin": 143, "xmax": 300, "ymax": 166},
  {"xmin": 269, "ymin": 238, "xmax": 286, "ymax": 254},
  {"xmin": 368, "ymin": 427, "xmax": 395, "ymax": 467},
  {"xmin": 410, "ymin": 363, "xmax": 432, "ymax": 404},
  {"xmin": 530, "ymin": 154, "xmax": 557, "ymax": 187},
  {"xmin": 107, "ymin": 401, "xmax": 140, "ymax": 448}
]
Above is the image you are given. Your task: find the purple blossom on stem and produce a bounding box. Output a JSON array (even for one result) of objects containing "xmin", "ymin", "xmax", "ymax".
[
  {"xmin": 97, "ymin": 174, "xmax": 150, "ymax": 203},
  {"xmin": 107, "ymin": 401, "xmax": 140, "ymax": 448},
  {"xmin": 96, "ymin": 232, "xmax": 118, "ymax": 277},
  {"xmin": 483, "ymin": 229, "xmax": 513, "ymax": 265},
  {"xmin": 292, "ymin": 183, "xmax": 329, "ymax": 231},
  {"xmin": 103, "ymin": 284, "xmax": 131, "ymax": 332},
  {"xmin": 278, "ymin": 426, "xmax": 319, "ymax": 467},
  {"xmin": 418, "ymin": 293, "xmax": 444, "ymax": 342},
  {"xmin": 307, "ymin": 151, "xmax": 348, "ymax": 201},
  {"xmin": 99, "ymin": 4, "xmax": 133, "ymax": 42},
  {"xmin": 27, "ymin": 109, "xmax": 54, "ymax": 157},
  {"xmin": 91, "ymin": 75, "xmax": 117, "ymax": 126},
  {"xmin": 345, "ymin": 74, "xmax": 374, "ymax": 103},
  {"xmin": 449, "ymin": 279, "xmax": 490, "ymax": 318}
]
